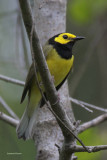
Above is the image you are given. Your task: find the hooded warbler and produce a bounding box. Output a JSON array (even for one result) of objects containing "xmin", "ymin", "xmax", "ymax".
[{"xmin": 16, "ymin": 33, "xmax": 84, "ymax": 140}]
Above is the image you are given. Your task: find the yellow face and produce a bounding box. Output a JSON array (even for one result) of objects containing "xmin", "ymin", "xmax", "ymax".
[{"xmin": 55, "ymin": 33, "xmax": 76, "ymax": 44}]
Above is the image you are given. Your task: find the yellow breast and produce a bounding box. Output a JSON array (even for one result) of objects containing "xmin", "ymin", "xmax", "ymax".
[
  {"xmin": 29, "ymin": 48, "xmax": 74, "ymax": 111},
  {"xmin": 47, "ymin": 49, "xmax": 74, "ymax": 87}
]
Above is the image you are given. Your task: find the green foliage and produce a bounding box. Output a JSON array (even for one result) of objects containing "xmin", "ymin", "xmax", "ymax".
[
  {"xmin": 68, "ymin": 0, "xmax": 107, "ymax": 24},
  {"xmin": 76, "ymin": 128, "xmax": 101, "ymax": 160}
]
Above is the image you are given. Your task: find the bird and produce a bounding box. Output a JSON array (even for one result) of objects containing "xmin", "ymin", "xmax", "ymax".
[{"xmin": 16, "ymin": 32, "xmax": 84, "ymax": 140}]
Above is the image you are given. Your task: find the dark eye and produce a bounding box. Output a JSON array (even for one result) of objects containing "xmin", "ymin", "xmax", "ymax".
[{"xmin": 63, "ymin": 35, "xmax": 68, "ymax": 39}]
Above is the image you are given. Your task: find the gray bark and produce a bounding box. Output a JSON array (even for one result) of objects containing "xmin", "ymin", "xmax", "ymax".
[{"xmin": 32, "ymin": 0, "xmax": 75, "ymax": 160}]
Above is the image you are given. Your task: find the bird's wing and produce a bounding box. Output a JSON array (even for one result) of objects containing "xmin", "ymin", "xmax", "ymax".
[
  {"xmin": 20, "ymin": 63, "xmax": 35, "ymax": 103},
  {"xmin": 21, "ymin": 43, "xmax": 53, "ymax": 103},
  {"xmin": 42, "ymin": 42, "xmax": 53, "ymax": 57},
  {"xmin": 56, "ymin": 67, "xmax": 73, "ymax": 90}
]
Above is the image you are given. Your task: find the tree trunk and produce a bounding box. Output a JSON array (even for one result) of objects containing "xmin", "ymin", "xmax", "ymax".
[{"xmin": 32, "ymin": 1, "xmax": 75, "ymax": 159}]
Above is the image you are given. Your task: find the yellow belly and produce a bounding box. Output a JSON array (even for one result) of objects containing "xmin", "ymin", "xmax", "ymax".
[
  {"xmin": 47, "ymin": 54, "xmax": 74, "ymax": 87},
  {"xmin": 29, "ymin": 52, "xmax": 74, "ymax": 114}
]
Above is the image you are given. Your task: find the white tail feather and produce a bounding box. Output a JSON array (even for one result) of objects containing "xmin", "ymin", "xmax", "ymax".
[
  {"xmin": 16, "ymin": 106, "xmax": 38, "ymax": 140},
  {"xmin": 16, "ymin": 107, "xmax": 29, "ymax": 139}
]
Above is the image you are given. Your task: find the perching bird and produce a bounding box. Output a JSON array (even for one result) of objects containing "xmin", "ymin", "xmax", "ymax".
[{"xmin": 16, "ymin": 33, "xmax": 84, "ymax": 140}]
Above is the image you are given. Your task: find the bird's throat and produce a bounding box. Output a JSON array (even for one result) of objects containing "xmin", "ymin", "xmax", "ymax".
[{"xmin": 54, "ymin": 42, "xmax": 74, "ymax": 59}]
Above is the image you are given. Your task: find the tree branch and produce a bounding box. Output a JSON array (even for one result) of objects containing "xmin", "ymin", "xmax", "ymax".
[
  {"xmin": 0, "ymin": 96, "xmax": 19, "ymax": 120},
  {"xmin": 0, "ymin": 74, "xmax": 25, "ymax": 86},
  {"xmin": 0, "ymin": 112, "xmax": 19, "ymax": 127},
  {"xmin": 78, "ymin": 114, "xmax": 107, "ymax": 133},
  {"xmin": 66, "ymin": 145, "xmax": 107, "ymax": 153},
  {"xmin": 70, "ymin": 97, "xmax": 93, "ymax": 113},
  {"xmin": 70, "ymin": 97, "xmax": 107, "ymax": 113}
]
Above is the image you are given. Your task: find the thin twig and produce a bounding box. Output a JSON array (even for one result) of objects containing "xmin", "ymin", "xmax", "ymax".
[
  {"xmin": 70, "ymin": 97, "xmax": 93, "ymax": 113},
  {"xmin": 47, "ymin": 105, "xmax": 89, "ymax": 152},
  {"xmin": 70, "ymin": 97, "xmax": 107, "ymax": 113},
  {"xmin": 67, "ymin": 144, "xmax": 107, "ymax": 153},
  {"xmin": 0, "ymin": 96, "xmax": 19, "ymax": 120},
  {"xmin": 0, "ymin": 74, "xmax": 25, "ymax": 86},
  {"xmin": 78, "ymin": 113, "xmax": 107, "ymax": 133},
  {"xmin": 0, "ymin": 112, "xmax": 19, "ymax": 127}
]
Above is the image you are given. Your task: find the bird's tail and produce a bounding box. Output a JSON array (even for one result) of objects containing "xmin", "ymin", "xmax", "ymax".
[{"xmin": 16, "ymin": 104, "xmax": 38, "ymax": 140}]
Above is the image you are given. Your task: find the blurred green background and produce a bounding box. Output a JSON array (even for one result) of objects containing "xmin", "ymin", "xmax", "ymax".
[{"xmin": 0, "ymin": 0, "xmax": 107, "ymax": 159}]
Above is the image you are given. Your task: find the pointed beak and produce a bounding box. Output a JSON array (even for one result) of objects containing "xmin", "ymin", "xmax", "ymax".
[{"xmin": 73, "ymin": 36, "xmax": 85, "ymax": 41}]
